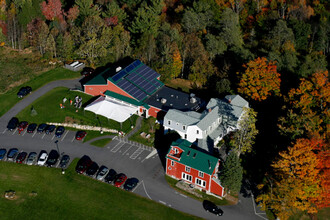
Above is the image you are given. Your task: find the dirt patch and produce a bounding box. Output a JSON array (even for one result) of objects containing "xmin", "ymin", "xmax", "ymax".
[
  {"xmin": 65, "ymin": 116, "xmax": 80, "ymax": 124},
  {"xmin": 166, "ymin": 78, "xmax": 193, "ymax": 92},
  {"xmin": 224, "ymin": 193, "xmax": 239, "ymax": 205},
  {"xmin": 11, "ymin": 174, "xmax": 27, "ymax": 182}
]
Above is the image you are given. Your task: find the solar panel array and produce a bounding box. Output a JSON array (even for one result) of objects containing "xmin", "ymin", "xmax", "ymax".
[{"xmin": 111, "ymin": 60, "xmax": 163, "ymax": 101}]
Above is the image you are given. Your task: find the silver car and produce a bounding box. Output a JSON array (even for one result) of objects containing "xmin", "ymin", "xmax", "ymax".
[
  {"xmin": 26, "ymin": 152, "xmax": 37, "ymax": 165},
  {"xmin": 96, "ymin": 166, "xmax": 109, "ymax": 180}
]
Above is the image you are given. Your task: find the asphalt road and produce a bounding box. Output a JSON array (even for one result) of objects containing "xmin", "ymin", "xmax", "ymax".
[{"xmin": 0, "ymin": 78, "xmax": 267, "ymax": 220}]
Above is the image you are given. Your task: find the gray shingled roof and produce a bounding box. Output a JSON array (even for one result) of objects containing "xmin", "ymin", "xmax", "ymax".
[
  {"xmin": 225, "ymin": 95, "xmax": 248, "ymax": 108},
  {"xmin": 165, "ymin": 109, "xmax": 202, "ymax": 126},
  {"xmin": 197, "ymin": 106, "xmax": 219, "ymax": 130}
]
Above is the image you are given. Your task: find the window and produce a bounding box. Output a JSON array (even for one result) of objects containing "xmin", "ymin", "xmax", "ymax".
[
  {"xmin": 198, "ymin": 171, "xmax": 204, "ymax": 178},
  {"xmin": 168, "ymin": 120, "xmax": 171, "ymax": 125},
  {"xmin": 183, "ymin": 125, "xmax": 186, "ymax": 130},
  {"xmin": 174, "ymin": 148, "xmax": 178, "ymax": 154},
  {"xmin": 196, "ymin": 130, "xmax": 199, "ymax": 134},
  {"xmin": 185, "ymin": 166, "xmax": 191, "ymax": 172},
  {"xmin": 171, "ymin": 160, "xmax": 174, "ymax": 166},
  {"xmin": 196, "ymin": 178, "xmax": 206, "ymax": 187},
  {"xmin": 184, "ymin": 134, "xmax": 187, "ymax": 139},
  {"xmin": 182, "ymin": 173, "xmax": 192, "ymax": 182}
]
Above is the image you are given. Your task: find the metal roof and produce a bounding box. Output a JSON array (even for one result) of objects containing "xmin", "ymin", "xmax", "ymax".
[
  {"xmin": 165, "ymin": 109, "xmax": 202, "ymax": 126},
  {"xmin": 166, "ymin": 139, "xmax": 219, "ymax": 175}
]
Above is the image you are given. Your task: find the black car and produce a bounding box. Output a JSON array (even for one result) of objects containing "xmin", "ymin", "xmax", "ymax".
[
  {"xmin": 203, "ymin": 200, "xmax": 223, "ymax": 216},
  {"xmin": 75, "ymin": 155, "xmax": 93, "ymax": 174},
  {"xmin": 55, "ymin": 126, "xmax": 65, "ymax": 138},
  {"xmin": 124, "ymin": 178, "xmax": 139, "ymax": 191},
  {"xmin": 86, "ymin": 162, "xmax": 99, "ymax": 177},
  {"xmin": 37, "ymin": 123, "xmax": 48, "ymax": 133},
  {"xmin": 59, "ymin": 155, "xmax": 70, "ymax": 169},
  {"xmin": 0, "ymin": 148, "xmax": 7, "ymax": 160},
  {"xmin": 81, "ymin": 67, "xmax": 95, "ymax": 76},
  {"xmin": 7, "ymin": 148, "xmax": 18, "ymax": 161},
  {"xmin": 17, "ymin": 86, "xmax": 32, "ymax": 98},
  {"xmin": 7, "ymin": 117, "xmax": 19, "ymax": 131},
  {"xmin": 45, "ymin": 125, "xmax": 56, "ymax": 134},
  {"xmin": 27, "ymin": 123, "xmax": 37, "ymax": 133},
  {"xmin": 16, "ymin": 152, "xmax": 27, "ymax": 163},
  {"xmin": 45, "ymin": 150, "xmax": 60, "ymax": 167},
  {"xmin": 104, "ymin": 169, "xmax": 117, "ymax": 183}
]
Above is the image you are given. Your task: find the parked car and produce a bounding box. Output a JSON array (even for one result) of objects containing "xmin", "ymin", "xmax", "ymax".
[
  {"xmin": 75, "ymin": 155, "xmax": 93, "ymax": 174},
  {"xmin": 16, "ymin": 152, "xmax": 27, "ymax": 163},
  {"xmin": 7, "ymin": 117, "xmax": 19, "ymax": 131},
  {"xmin": 114, "ymin": 173, "xmax": 127, "ymax": 187},
  {"xmin": 7, "ymin": 148, "xmax": 18, "ymax": 161},
  {"xmin": 45, "ymin": 150, "xmax": 59, "ymax": 167},
  {"xmin": 0, "ymin": 148, "xmax": 7, "ymax": 160},
  {"xmin": 45, "ymin": 125, "xmax": 56, "ymax": 134},
  {"xmin": 18, "ymin": 121, "xmax": 29, "ymax": 133},
  {"xmin": 124, "ymin": 178, "xmax": 139, "ymax": 191},
  {"xmin": 26, "ymin": 152, "xmax": 37, "ymax": 165},
  {"xmin": 37, "ymin": 123, "xmax": 48, "ymax": 133},
  {"xmin": 17, "ymin": 86, "xmax": 32, "ymax": 98},
  {"xmin": 203, "ymin": 200, "xmax": 223, "ymax": 216},
  {"xmin": 75, "ymin": 131, "xmax": 87, "ymax": 141},
  {"xmin": 86, "ymin": 162, "xmax": 99, "ymax": 177},
  {"xmin": 59, "ymin": 155, "xmax": 70, "ymax": 169},
  {"xmin": 96, "ymin": 166, "xmax": 109, "ymax": 180},
  {"xmin": 55, "ymin": 126, "xmax": 65, "ymax": 138},
  {"xmin": 81, "ymin": 67, "xmax": 95, "ymax": 76},
  {"xmin": 37, "ymin": 150, "xmax": 48, "ymax": 166},
  {"xmin": 104, "ymin": 169, "xmax": 117, "ymax": 183},
  {"xmin": 27, "ymin": 123, "xmax": 37, "ymax": 133}
]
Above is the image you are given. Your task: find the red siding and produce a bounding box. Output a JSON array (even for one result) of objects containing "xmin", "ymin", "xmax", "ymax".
[
  {"xmin": 148, "ymin": 106, "xmax": 161, "ymax": 118},
  {"xmin": 166, "ymin": 158, "xmax": 186, "ymax": 179},
  {"xmin": 210, "ymin": 179, "xmax": 224, "ymax": 197},
  {"xmin": 188, "ymin": 167, "xmax": 211, "ymax": 191}
]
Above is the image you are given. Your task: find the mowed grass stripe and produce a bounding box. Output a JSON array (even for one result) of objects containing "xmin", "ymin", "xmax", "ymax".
[{"xmin": 0, "ymin": 160, "xmax": 200, "ymax": 220}]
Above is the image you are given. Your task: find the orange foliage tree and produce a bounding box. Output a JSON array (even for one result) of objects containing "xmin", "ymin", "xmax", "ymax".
[
  {"xmin": 237, "ymin": 57, "xmax": 281, "ymax": 101},
  {"xmin": 279, "ymin": 71, "xmax": 330, "ymax": 139},
  {"xmin": 171, "ymin": 46, "xmax": 182, "ymax": 79},
  {"xmin": 257, "ymin": 138, "xmax": 322, "ymax": 219}
]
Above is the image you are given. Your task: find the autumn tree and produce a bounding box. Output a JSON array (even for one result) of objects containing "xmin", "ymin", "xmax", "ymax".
[
  {"xmin": 230, "ymin": 107, "xmax": 258, "ymax": 157},
  {"xmin": 278, "ymin": 71, "xmax": 330, "ymax": 139},
  {"xmin": 238, "ymin": 57, "xmax": 281, "ymax": 101},
  {"xmin": 171, "ymin": 46, "xmax": 182, "ymax": 79},
  {"xmin": 220, "ymin": 152, "xmax": 243, "ymax": 193},
  {"xmin": 257, "ymin": 138, "xmax": 323, "ymax": 219},
  {"xmin": 41, "ymin": 0, "xmax": 63, "ymax": 21}
]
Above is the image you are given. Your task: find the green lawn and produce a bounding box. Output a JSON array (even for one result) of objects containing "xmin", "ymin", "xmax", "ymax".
[
  {"xmin": 0, "ymin": 160, "xmax": 200, "ymax": 220},
  {"xmin": 16, "ymin": 87, "xmax": 136, "ymax": 133},
  {"xmin": 90, "ymin": 138, "xmax": 112, "ymax": 147},
  {"xmin": 129, "ymin": 118, "xmax": 158, "ymax": 147},
  {"xmin": 0, "ymin": 67, "xmax": 81, "ymax": 117}
]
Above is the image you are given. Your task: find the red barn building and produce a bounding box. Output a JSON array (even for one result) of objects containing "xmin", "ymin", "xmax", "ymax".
[
  {"xmin": 166, "ymin": 139, "xmax": 224, "ymax": 197},
  {"xmin": 83, "ymin": 60, "xmax": 203, "ymax": 120}
]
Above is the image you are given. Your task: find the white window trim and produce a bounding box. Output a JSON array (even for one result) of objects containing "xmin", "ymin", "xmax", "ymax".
[
  {"xmin": 171, "ymin": 160, "xmax": 174, "ymax": 166},
  {"xmin": 198, "ymin": 171, "xmax": 204, "ymax": 178},
  {"xmin": 196, "ymin": 178, "xmax": 206, "ymax": 188},
  {"xmin": 182, "ymin": 172, "xmax": 192, "ymax": 182},
  {"xmin": 185, "ymin": 166, "xmax": 191, "ymax": 173}
]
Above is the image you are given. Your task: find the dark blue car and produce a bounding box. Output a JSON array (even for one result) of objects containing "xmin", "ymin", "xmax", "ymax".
[
  {"xmin": 27, "ymin": 123, "xmax": 37, "ymax": 133},
  {"xmin": 45, "ymin": 125, "xmax": 56, "ymax": 134},
  {"xmin": 37, "ymin": 123, "xmax": 48, "ymax": 133},
  {"xmin": 7, "ymin": 117, "xmax": 19, "ymax": 131},
  {"xmin": 0, "ymin": 148, "xmax": 7, "ymax": 160},
  {"xmin": 7, "ymin": 148, "xmax": 18, "ymax": 162},
  {"xmin": 55, "ymin": 126, "xmax": 65, "ymax": 138},
  {"xmin": 17, "ymin": 86, "xmax": 32, "ymax": 98}
]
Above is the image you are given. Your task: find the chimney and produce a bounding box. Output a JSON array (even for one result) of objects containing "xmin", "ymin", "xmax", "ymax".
[
  {"xmin": 228, "ymin": 98, "xmax": 231, "ymax": 103},
  {"xmin": 116, "ymin": 67, "xmax": 122, "ymax": 72},
  {"xmin": 208, "ymin": 108, "xmax": 212, "ymax": 113}
]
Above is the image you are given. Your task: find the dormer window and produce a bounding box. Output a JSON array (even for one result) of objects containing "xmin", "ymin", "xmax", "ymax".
[
  {"xmin": 196, "ymin": 130, "xmax": 199, "ymax": 134},
  {"xmin": 185, "ymin": 166, "xmax": 191, "ymax": 172},
  {"xmin": 183, "ymin": 125, "xmax": 186, "ymax": 130},
  {"xmin": 168, "ymin": 120, "xmax": 171, "ymax": 125},
  {"xmin": 174, "ymin": 148, "xmax": 178, "ymax": 154}
]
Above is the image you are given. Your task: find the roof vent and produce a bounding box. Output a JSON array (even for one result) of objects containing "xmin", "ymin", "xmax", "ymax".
[
  {"xmin": 187, "ymin": 151, "xmax": 190, "ymax": 156},
  {"xmin": 185, "ymin": 103, "xmax": 188, "ymax": 106},
  {"xmin": 170, "ymin": 103, "xmax": 173, "ymax": 106},
  {"xmin": 116, "ymin": 67, "xmax": 122, "ymax": 72},
  {"xmin": 190, "ymin": 97, "xmax": 196, "ymax": 103},
  {"xmin": 176, "ymin": 96, "xmax": 179, "ymax": 99},
  {"xmin": 171, "ymin": 94, "xmax": 174, "ymax": 97},
  {"xmin": 156, "ymin": 98, "xmax": 159, "ymax": 101},
  {"xmin": 161, "ymin": 98, "xmax": 167, "ymax": 104},
  {"xmin": 208, "ymin": 160, "xmax": 211, "ymax": 169},
  {"xmin": 190, "ymin": 93, "xmax": 195, "ymax": 98},
  {"xmin": 193, "ymin": 153, "xmax": 197, "ymax": 159}
]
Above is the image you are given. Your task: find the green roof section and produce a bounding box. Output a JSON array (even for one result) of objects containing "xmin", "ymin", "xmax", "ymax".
[
  {"xmin": 104, "ymin": 90, "xmax": 150, "ymax": 109},
  {"xmin": 84, "ymin": 68, "xmax": 110, "ymax": 85},
  {"xmin": 166, "ymin": 139, "xmax": 219, "ymax": 175}
]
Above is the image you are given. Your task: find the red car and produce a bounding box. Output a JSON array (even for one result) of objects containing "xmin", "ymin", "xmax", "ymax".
[
  {"xmin": 114, "ymin": 173, "xmax": 127, "ymax": 188},
  {"xmin": 16, "ymin": 152, "xmax": 27, "ymax": 164},
  {"xmin": 18, "ymin": 121, "xmax": 28, "ymax": 133},
  {"xmin": 75, "ymin": 131, "xmax": 87, "ymax": 141}
]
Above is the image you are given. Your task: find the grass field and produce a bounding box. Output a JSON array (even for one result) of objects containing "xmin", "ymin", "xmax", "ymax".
[
  {"xmin": 0, "ymin": 68, "xmax": 81, "ymax": 117},
  {"xmin": 16, "ymin": 87, "xmax": 136, "ymax": 133},
  {"xmin": 0, "ymin": 160, "xmax": 199, "ymax": 220},
  {"xmin": 129, "ymin": 118, "xmax": 158, "ymax": 147},
  {"xmin": 90, "ymin": 138, "xmax": 112, "ymax": 147}
]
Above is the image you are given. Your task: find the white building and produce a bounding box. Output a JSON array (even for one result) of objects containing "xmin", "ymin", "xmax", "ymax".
[{"xmin": 163, "ymin": 95, "xmax": 249, "ymax": 152}]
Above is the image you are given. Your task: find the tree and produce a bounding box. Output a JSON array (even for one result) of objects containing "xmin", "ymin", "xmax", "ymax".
[
  {"xmin": 171, "ymin": 46, "xmax": 182, "ymax": 79},
  {"xmin": 189, "ymin": 56, "xmax": 215, "ymax": 87},
  {"xmin": 75, "ymin": 0, "xmax": 99, "ymax": 19},
  {"xmin": 41, "ymin": 0, "xmax": 63, "ymax": 21},
  {"xmin": 205, "ymin": 34, "xmax": 227, "ymax": 60},
  {"xmin": 238, "ymin": 57, "xmax": 281, "ymax": 101},
  {"xmin": 45, "ymin": 34, "xmax": 56, "ymax": 58},
  {"xmin": 102, "ymin": 1, "xmax": 127, "ymax": 24},
  {"xmin": 278, "ymin": 71, "xmax": 330, "ymax": 139},
  {"xmin": 257, "ymin": 138, "xmax": 322, "ymax": 219},
  {"xmin": 66, "ymin": 5, "xmax": 79, "ymax": 26},
  {"xmin": 216, "ymin": 78, "xmax": 231, "ymax": 95},
  {"xmin": 298, "ymin": 51, "xmax": 327, "ymax": 78},
  {"xmin": 62, "ymin": 32, "xmax": 74, "ymax": 59},
  {"xmin": 219, "ymin": 8, "xmax": 243, "ymax": 48},
  {"xmin": 220, "ymin": 152, "xmax": 243, "ymax": 193},
  {"xmin": 230, "ymin": 107, "xmax": 258, "ymax": 157}
]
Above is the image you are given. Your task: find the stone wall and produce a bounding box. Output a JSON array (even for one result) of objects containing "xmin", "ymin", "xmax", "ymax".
[{"xmin": 47, "ymin": 122, "xmax": 120, "ymax": 134}]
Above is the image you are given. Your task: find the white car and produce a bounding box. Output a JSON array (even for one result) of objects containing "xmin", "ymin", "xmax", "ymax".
[
  {"xmin": 37, "ymin": 151, "xmax": 48, "ymax": 166},
  {"xmin": 96, "ymin": 166, "xmax": 109, "ymax": 180}
]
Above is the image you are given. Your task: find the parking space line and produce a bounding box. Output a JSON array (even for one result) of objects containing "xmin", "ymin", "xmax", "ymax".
[
  {"xmin": 12, "ymin": 128, "xmax": 17, "ymax": 135},
  {"xmin": 32, "ymin": 131, "xmax": 36, "ymax": 138},
  {"xmin": 61, "ymin": 131, "xmax": 69, "ymax": 141},
  {"xmin": 51, "ymin": 135, "xmax": 55, "ymax": 140},
  {"xmin": 130, "ymin": 148, "xmax": 144, "ymax": 159},
  {"xmin": 42, "ymin": 133, "xmax": 46, "ymax": 139},
  {"xmin": 111, "ymin": 142, "xmax": 125, "ymax": 153},
  {"xmin": 71, "ymin": 136, "xmax": 75, "ymax": 142},
  {"xmin": 122, "ymin": 145, "xmax": 132, "ymax": 155},
  {"xmin": 22, "ymin": 129, "xmax": 27, "ymax": 136},
  {"xmin": 2, "ymin": 129, "xmax": 6, "ymax": 134}
]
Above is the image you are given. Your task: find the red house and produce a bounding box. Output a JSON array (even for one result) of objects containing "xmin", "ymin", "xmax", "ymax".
[
  {"xmin": 166, "ymin": 139, "xmax": 224, "ymax": 197},
  {"xmin": 83, "ymin": 60, "xmax": 202, "ymax": 119}
]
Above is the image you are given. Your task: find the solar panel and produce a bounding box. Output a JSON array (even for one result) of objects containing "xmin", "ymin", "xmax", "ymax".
[
  {"xmin": 112, "ymin": 70, "xmax": 127, "ymax": 82},
  {"xmin": 132, "ymin": 60, "xmax": 141, "ymax": 67},
  {"xmin": 125, "ymin": 63, "xmax": 135, "ymax": 73}
]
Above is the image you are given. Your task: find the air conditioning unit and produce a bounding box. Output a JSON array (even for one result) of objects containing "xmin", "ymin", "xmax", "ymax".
[
  {"xmin": 161, "ymin": 98, "xmax": 167, "ymax": 104},
  {"xmin": 116, "ymin": 67, "xmax": 122, "ymax": 72}
]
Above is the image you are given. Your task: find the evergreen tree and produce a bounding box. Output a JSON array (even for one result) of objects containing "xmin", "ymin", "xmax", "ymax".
[{"xmin": 220, "ymin": 152, "xmax": 243, "ymax": 193}]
